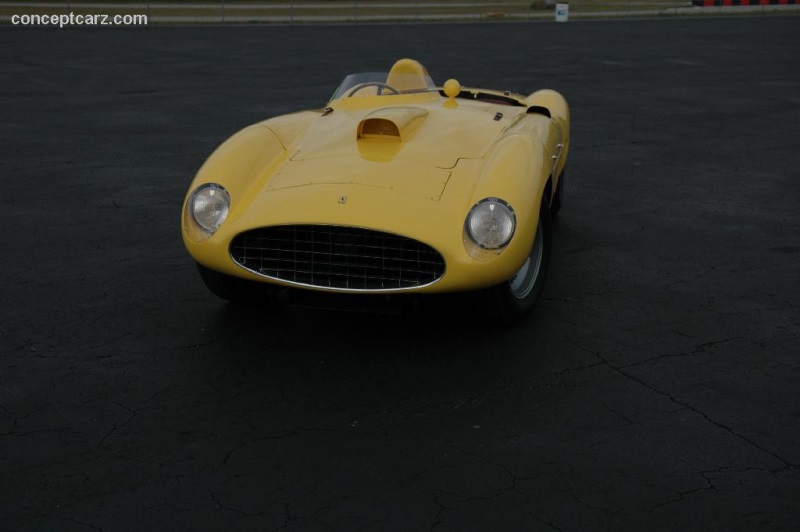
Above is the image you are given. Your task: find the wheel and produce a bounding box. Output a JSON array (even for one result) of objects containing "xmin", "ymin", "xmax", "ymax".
[
  {"xmin": 551, "ymin": 169, "xmax": 564, "ymax": 218},
  {"xmin": 196, "ymin": 263, "xmax": 273, "ymax": 303},
  {"xmin": 478, "ymin": 199, "xmax": 552, "ymax": 324}
]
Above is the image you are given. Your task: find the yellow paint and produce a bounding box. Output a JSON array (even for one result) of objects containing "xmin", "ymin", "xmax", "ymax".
[
  {"xmin": 182, "ymin": 61, "xmax": 570, "ymax": 294},
  {"xmin": 443, "ymin": 78, "xmax": 461, "ymax": 99},
  {"xmin": 385, "ymin": 58, "xmax": 431, "ymax": 92},
  {"xmin": 357, "ymin": 106, "xmax": 428, "ymax": 141}
]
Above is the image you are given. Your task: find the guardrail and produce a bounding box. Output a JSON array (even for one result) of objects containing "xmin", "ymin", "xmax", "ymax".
[
  {"xmin": 1, "ymin": 0, "xmax": 797, "ymax": 24},
  {"xmin": 692, "ymin": 0, "xmax": 799, "ymax": 5}
]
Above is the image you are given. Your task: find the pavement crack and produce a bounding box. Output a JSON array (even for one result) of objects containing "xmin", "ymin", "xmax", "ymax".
[
  {"xmin": 601, "ymin": 401, "xmax": 637, "ymax": 426},
  {"xmin": 619, "ymin": 338, "xmax": 740, "ymax": 369},
  {"xmin": 64, "ymin": 518, "xmax": 104, "ymax": 531},
  {"xmin": 568, "ymin": 339, "xmax": 797, "ymax": 470},
  {"xmin": 649, "ymin": 463, "xmax": 719, "ymax": 511},
  {"xmin": 528, "ymin": 361, "xmax": 606, "ymax": 386},
  {"xmin": 97, "ymin": 402, "xmax": 137, "ymax": 447},
  {"xmin": 218, "ymin": 428, "xmax": 336, "ymax": 467},
  {"xmin": 268, "ymin": 502, "xmax": 291, "ymax": 532},
  {"xmin": 111, "ymin": 401, "xmax": 137, "ymax": 428},
  {"xmin": 428, "ymin": 489, "xmax": 448, "ymax": 532},
  {"xmin": 208, "ymin": 488, "xmax": 255, "ymax": 517},
  {"xmin": 529, "ymin": 512, "xmax": 564, "ymax": 531},
  {"xmin": 567, "ymin": 487, "xmax": 615, "ymax": 516},
  {"xmin": 5, "ymin": 404, "xmax": 54, "ymax": 435},
  {"xmin": 97, "ymin": 423, "xmax": 118, "ymax": 448}
]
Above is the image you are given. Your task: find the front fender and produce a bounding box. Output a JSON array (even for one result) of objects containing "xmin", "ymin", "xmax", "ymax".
[
  {"xmin": 450, "ymin": 133, "xmax": 549, "ymax": 281},
  {"xmin": 182, "ymin": 123, "xmax": 288, "ymax": 244}
]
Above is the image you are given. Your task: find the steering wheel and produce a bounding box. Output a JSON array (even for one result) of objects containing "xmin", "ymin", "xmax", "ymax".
[{"xmin": 347, "ymin": 82, "xmax": 401, "ymax": 97}]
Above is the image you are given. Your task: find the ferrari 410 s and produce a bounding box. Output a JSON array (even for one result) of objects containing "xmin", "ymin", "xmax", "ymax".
[{"xmin": 182, "ymin": 59, "xmax": 569, "ymax": 322}]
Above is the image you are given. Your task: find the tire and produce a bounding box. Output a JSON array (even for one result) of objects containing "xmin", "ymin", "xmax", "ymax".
[
  {"xmin": 196, "ymin": 263, "xmax": 273, "ymax": 303},
  {"xmin": 478, "ymin": 199, "xmax": 552, "ymax": 325},
  {"xmin": 551, "ymin": 169, "xmax": 564, "ymax": 218}
]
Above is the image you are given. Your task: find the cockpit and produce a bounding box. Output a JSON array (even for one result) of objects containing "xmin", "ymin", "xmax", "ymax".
[{"xmin": 330, "ymin": 59, "xmax": 437, "ymax": 100}]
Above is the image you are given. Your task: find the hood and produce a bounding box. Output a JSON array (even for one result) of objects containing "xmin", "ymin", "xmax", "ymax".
[
  {"xmin": 287, "ymin": 103, "xmax": 510, "ymax": 169},
  {"xmin": 262, "ymin": 103, "xmax": 515, "ymax": 199},
  {"xmin": 264, "ymin": 154, "xmax": 453, "ymax": 201}
]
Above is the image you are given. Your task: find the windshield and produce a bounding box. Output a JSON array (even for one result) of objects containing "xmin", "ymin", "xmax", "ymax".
[{"xmin": 330, "ymin": 72, "xmax": 437, "ymax": 101}]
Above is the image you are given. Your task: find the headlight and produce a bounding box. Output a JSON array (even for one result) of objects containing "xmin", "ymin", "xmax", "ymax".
[
  {"xmin": 191, "ymin": 184, "xmax": 230, "ymax": 233},
  {"xmin": 465, "ymin": 198, "xmax": 516, "ymax": 249}
]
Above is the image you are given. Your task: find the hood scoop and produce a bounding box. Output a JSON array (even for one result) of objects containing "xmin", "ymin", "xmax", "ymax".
[
  {"xmin": 291, "ymin": 103, "xmax": 506, "ymax": 169},
  {"xmin": 357, "ymin": 107, "xmax": 428, "ymax": 142}
]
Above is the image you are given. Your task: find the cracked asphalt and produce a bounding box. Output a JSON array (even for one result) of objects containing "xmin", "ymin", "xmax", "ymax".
[{"xmin": 2, "ymin": 15, "xmax": 799, "ymax": 531}]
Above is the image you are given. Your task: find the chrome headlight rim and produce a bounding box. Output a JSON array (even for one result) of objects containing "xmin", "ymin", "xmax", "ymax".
[
  {"xmin": 465, "ymin": 197, "xmax": 516, "ymax": 250},
  {"xmin": 190, "ymin": 183, "xmax": 230, "ymax": 234}
]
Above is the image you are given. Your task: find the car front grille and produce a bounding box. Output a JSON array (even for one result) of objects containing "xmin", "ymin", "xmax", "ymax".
[{"xmin": 229, "ymin": 225, "xmax": 445, "ymax": 291}]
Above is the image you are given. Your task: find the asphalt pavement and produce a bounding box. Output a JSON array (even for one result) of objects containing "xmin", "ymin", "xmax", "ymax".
[{"xmin": 1, "ymin": 16, "xmax": 799, "ymax": 531}]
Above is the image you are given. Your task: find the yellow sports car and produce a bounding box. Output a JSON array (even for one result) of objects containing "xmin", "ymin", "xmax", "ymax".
[{"xmin": 182, "ymin": 59, "xmax": 569, "ymax": 321}]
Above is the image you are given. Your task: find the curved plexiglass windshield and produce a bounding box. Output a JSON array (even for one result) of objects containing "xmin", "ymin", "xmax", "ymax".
[{"xmin": 330, "ymin": 72, "xmax": 437, "ymax": 100}]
